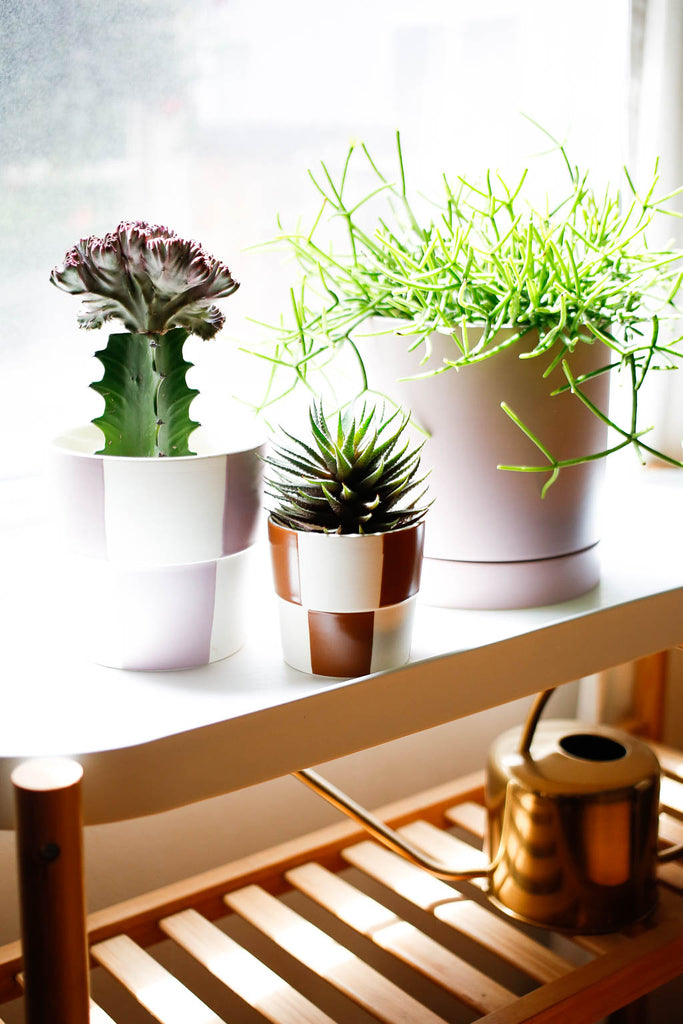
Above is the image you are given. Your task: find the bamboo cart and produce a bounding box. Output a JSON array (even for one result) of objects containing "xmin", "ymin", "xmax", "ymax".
[{"xmin": 1, "ymin": 471, "xmax": 682, "ymax": 1023}]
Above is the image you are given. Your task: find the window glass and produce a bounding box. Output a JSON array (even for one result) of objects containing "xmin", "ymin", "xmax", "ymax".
[{"xmin": 1, "ymin": 0, "xmax": 629, "ymax": 477}]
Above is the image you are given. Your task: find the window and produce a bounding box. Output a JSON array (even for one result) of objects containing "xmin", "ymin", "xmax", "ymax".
[{"xmin": 1, "ymin": 0, "xmax": 630, "ymax": 478}]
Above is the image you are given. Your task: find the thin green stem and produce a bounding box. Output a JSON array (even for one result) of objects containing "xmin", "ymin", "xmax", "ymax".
[{"xmin": 246, "ymin": 126, "xmax": 683, "ymax": 481}]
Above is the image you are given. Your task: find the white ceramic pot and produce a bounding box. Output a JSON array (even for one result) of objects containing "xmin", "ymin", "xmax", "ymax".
[
  {"xmin": 51, "ymin": 424, "xmax": 264, "ymax": 565},
  {"xmin": 268, "ymin": 519, "xmax": 424, "ymax": 677},
  {"xmin": 73, "ymin": 548, "xmax": 253, "ymax": 671},
  {"xmin": 50, "ymin": 423, "xmax": 265, "ymax": 669},
  {"xmin": 361, "ymin": 325, "xmax": 610, "ymax": 608}
]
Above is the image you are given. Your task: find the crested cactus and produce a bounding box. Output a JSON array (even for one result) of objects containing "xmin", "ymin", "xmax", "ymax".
[
  {"xmin": 51, "ymin": 221, "xmax": 239, "ymax": 456},
  {"xmin": 265, "ymin": 401, "xmax": 431, "ymax": 534}
]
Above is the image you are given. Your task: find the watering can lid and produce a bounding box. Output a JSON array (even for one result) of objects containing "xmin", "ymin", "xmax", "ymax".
[{"xmin": 487, "ymin": 719, "xmax": 660, "ymax": 796}]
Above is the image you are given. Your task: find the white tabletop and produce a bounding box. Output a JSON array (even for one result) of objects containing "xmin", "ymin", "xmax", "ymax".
[{"xmin": 2, "ymin": 465, "xmax": 682, "ymax": 826}]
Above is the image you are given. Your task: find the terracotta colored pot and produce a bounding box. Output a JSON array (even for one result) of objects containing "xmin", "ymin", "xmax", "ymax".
[
  {"xmin": 268, "ymin": 519, "xmax": 425, "ymax": 677},
  {"xmin": 50, "ymin": 423, "xmax": 265, "ymax": 670},
  {"xmin": 361, "ymin": 324, "xmax": 610, "ymax": 608}
]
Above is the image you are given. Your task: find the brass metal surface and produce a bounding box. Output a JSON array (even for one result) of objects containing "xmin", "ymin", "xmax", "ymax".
[
  {"xmin": 293, "ymin": 768, "xmax": 492, "ymax": 881},
  {"xmin": 486, "ymin": 719, "xmax": 661, "ymax": 932},
  {"xmin": 294, "ymin": 691, "xmax": 682, "ymax": 934}
]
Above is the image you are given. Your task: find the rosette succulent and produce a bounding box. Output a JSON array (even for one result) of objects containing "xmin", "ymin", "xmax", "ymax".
[
  {"xmin": 265, "ymin": 401, "xmax": 431, "ymax": 533},
  {"xmin": 51, "ymin": 221, "xmax": 239, "ymax": 457}
]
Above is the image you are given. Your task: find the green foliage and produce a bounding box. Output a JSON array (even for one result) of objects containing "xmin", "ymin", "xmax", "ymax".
[
  {"xmin": 91, "ymin": 328, "xmax": 199, "ymax": 457},
  {"xmin": 252, "ymin": 129, "xmax": 683, "ymax": 483},
  {"xmin": 265, "ymin": 402, "xmax": 430, "ymax": 534}
]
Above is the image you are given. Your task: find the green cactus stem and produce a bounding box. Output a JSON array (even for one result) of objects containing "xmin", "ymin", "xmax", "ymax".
[{"xmin": 91, "ymin": 327, "xmax": 199, "ymax": 457}]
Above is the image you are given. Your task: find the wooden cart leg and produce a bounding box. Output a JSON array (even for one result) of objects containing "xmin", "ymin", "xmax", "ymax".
[
  {"xmin": 608, "ymin": 996, "xmax": 649, "ymax": 1022},
  {"xmin": 12, "ymin": 758, "xmax": 89, "ymax": 1024}
]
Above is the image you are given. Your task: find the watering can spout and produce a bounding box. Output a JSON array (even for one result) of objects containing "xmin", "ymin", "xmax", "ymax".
[
  {"xmin": 292, "ymin": 767, "xmax": 493, "ymax": 882},
  {"xmin": 292, "ymin": 688, "xmax": 564, "ymax": 884}
]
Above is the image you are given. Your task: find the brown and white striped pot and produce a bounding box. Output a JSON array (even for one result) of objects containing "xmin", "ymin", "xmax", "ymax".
[
  {"xmin": 50, "ymin": 423, "xmax": 265, "ymax": 670},
  {"xmin": 268, "ymin": 519, "xmax": 425, "ymax": 677}
]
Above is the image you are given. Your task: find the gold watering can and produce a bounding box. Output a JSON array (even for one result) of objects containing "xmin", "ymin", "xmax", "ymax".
[{"xmin": 294, "ymin": 688, "xmax": 683, "ymax": 934}]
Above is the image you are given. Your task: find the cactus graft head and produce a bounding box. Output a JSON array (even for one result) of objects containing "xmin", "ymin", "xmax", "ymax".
[{"xmin": 50, "ymin": 220, "xmax": 239, "ymax": 339}]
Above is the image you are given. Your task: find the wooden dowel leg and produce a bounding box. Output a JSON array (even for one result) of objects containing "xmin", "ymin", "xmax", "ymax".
[{"xmin": 12, "ymin": 758, "xmax": 89, "ymax": 1024}]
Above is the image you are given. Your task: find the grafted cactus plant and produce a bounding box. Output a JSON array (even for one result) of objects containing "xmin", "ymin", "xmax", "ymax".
[{"xmin": 51, "ymin": 221, "xmax": 239, "ymax": 456}]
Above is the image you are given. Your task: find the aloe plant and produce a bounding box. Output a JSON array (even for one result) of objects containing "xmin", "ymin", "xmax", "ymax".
[
  {"xmin": 51, "ymin": 221, "xmax": 239, "ymax": 456},
  {"xmin": 265, "ymin": 401, "xmax": 430, "ymax": 533}
]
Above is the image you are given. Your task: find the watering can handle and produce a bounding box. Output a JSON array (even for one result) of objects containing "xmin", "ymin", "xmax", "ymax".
[{"xmin": 518, "ymin": 687, "xmax": 556, "ymax": 754}]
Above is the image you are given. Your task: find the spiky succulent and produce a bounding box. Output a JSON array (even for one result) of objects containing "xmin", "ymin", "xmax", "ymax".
[
  {"xmin": 265, "ymin": 402, "xmax": 430, "ymax": 533},
  {"xmin": 51, "ymin": 221, "xmax": 239, "ymax": 457}
]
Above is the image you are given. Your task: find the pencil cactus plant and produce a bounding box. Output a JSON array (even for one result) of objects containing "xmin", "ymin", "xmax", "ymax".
[
  {"xmin": 254, "ymin": 128, "xmax": 683, "ymax": 486},
  {"xmin": 50, "ymin": 221, "xmax": 239, "ymax": 457},
  {"xmin": 265, "ymin": 401, "xmax": 431, "ymax": 533}
]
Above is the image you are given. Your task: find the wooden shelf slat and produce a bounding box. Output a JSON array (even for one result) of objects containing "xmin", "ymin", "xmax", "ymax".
[
  {"xmin": 444, "ymin": 802, "xmax": 487, "ymax": 838},
  {"xmin": 91, "ymin": 934, "xmax": 226, "ymax": 1024},
  {"xmin": 660, "ymin": 812, "xmax": 683, "ymax": 847},
  {"xmin": 224, "ymin": 884, "xmax": 449, "ymax": 1024},
  {"xmin": 160, "ymin": 908, "xmax": 337, "ymax": 1024},
  {"xmin": 397, "ymin": 820, "xmax": 489, "ymax": 891},
  {"xmin": 286, "ymin": 861, "xmax": 515, "ymax": 1015},
  {"xmin": 341, "ymin": 840, "xmax": 573, "ymax": 984},
  {"xmin": 660, "ymin": 776, "xmax": 683, "ymax": 816},
  {"xmin": 658, "ymin": 861, "xmax": 683, "ymax": 889},
  {"xmin": 650, "ymin": 743, "xmax": 683, "ymax": 779},
  {"xmin": 89, "ymin": 1003, "xmax": 118, "ymax": 1024}
]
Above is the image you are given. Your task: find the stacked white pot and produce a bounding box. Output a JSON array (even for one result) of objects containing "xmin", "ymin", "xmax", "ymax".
[{"xmin": 51, "ymin": 424, "xmax": 264, "ymax": 670}]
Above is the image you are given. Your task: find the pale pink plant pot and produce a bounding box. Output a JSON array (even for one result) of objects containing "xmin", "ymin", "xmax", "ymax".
[
  {"xmin": 269, "ymin": 519, "xmax": 425, "ymax": 677},
  {"xmin": 50, "ymin": 424, "xmax": 265, "ymax": 670},
  {"xmin": 361, "ymin": 324, "xmax": 610, "ymax": 608},
  {"xmin": 72, "ymin": 549, "xmax": 253, "ymax": 671}
]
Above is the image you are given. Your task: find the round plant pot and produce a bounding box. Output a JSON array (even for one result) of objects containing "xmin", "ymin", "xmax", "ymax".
[
  {"xmin": 268, "ymin": 519, "xmax": 425, "ymax": 677},
  {"xmin": 50, "ymin": 423, "xmax": 265, "ymax": 670},
  {"xmin": 486, "ymin": 720, "xmax": 661, "ymax": 932},
  {"xmin": 74, "ymin": 548, "xmax": 253, "ymax": 671},
  {"xmin": 361, "ymin": 325, "xmax": 610, "ymax": 608}
]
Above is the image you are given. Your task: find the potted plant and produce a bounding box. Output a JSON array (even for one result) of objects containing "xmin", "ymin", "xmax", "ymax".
[
  {"xmin": 253, "ymin": 130, "xmax": 683, "ymax": 607},
  {"xmin": 50, "ymin": 220, "xmax": 265, "ymax": 670},
  {"xmin": 265, "ymin": 400, "xmax": 430, "ymax": 677}
]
